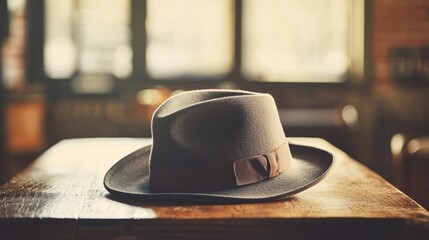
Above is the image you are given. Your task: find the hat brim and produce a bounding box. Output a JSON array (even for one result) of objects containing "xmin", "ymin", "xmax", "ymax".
[{"xmin": 104, "ymin": 142, "xmax": 334, "ymax": 203}]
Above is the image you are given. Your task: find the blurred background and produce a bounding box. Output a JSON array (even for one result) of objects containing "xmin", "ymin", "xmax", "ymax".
[{"xmin": 1, "ymin": 0, "xmax": 428, "ymax": 208}]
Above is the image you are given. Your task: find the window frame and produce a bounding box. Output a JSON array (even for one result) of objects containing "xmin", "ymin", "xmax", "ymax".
[{"xmin": 28, "ymin": 0, "xmax": 368, "ymax": 98}]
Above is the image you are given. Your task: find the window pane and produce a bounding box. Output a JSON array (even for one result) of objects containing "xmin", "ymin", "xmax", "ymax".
[
  {"xmin": 45, "ymin": 0, "xmax": 132, "ymax": 79},
  {"xmin": 146, "ymin": 0, "xmax": 234, "ymax": 79},
  {"xmin": 44, "ymin": 0, "xmax": 76, "ymax": 78},
  {"xmin": 242, "ymin": 0, "xmax": 350, "ymax": 82}
]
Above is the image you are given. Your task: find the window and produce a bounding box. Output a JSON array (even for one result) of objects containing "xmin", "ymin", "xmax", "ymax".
[
  {"xmin": 45, "ymin": 0, "xmax": 132, "ymax": 79},
  {"xmin": 242, "ymin": 0, "xmax": 350, "ymax": 82},
  {"xmin": 146, "ymin": 0, "xmax": 234, "ymax": 79},
  {"xmin": 42, "ymin": 0, "xmax": 362, "ymax": 87},
  {"xmin": 1, "ymin": 0, "xmax": 26, "ymax": 89}
]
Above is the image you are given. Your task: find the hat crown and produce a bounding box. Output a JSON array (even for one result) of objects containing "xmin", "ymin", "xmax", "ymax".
[{"xmin": 150, "ymin": 89, "xmax": 286, "ymax": 168}]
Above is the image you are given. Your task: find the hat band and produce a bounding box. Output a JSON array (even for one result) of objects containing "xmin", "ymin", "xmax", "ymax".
[{"xmin": 149, "ymin": 141, "xmax": 292, "ymax": 192}]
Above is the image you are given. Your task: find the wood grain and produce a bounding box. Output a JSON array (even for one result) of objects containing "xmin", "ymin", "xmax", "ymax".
[{"xmin": 1, "ymin": 138, "xmax": 428, "ymax": 239}]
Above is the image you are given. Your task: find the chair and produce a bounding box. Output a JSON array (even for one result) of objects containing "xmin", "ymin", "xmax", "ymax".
[{"xmin": 391, "ymin": 134, "xmax": 429, "ymax": 209}]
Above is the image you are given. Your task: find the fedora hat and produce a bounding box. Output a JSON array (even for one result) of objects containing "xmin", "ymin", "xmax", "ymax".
[{"xmin": 104, "ymin": 89, "xmax": 333, "ymax": 203}]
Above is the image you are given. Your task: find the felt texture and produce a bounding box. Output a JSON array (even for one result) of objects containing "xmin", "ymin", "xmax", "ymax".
[{"xmin": 151, "ymin": 89, "xmax": 286, "ymax": 168}]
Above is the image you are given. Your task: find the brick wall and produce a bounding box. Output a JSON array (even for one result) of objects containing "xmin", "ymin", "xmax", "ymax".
[
  {"xmin": 371, "ymin": 0, "xmax": 429, "ymax": 122},
  {"xmin": 373, "ymin": 0, "xmax": 429, "ymax": 86}
]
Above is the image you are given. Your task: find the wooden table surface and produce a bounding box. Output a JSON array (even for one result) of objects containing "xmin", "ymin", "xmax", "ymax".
[{"xmin": 1, "ymin": 138, "xmax": 428, "ymax": 240}]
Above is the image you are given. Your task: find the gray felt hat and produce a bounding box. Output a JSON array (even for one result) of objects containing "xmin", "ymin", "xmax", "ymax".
[{"xmin": 104, "ymin": 89, "xmax": 333, "ymax": 203}]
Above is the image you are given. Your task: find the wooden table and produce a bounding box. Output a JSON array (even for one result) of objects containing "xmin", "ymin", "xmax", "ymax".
[{"xmin": 1, "ymin": 138, "xmax": 428, "ymax": 240}]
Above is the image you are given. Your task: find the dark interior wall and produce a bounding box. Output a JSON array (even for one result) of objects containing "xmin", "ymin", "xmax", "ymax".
[
  {"xmin": 369, "ymin": 0, "xmax": 429, "ymax": 179},
  {"xmin": 0, "ymin": 0, "xmax": 9, "ymax": 183}
]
